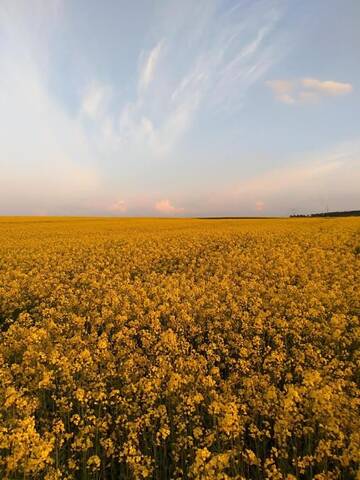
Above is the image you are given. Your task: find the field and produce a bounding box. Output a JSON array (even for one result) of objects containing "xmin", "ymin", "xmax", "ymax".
[{"xmin": 0, "ymin": 217, "xmax": 359, "ymax": 480}]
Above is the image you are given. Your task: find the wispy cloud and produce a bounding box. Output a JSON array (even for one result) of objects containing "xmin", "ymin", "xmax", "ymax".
[
  {"xmin": 89, "ymin": 0, "xmax": 285, "ymax": 160},
  {"xmin": 266, "ymin": 77, "xmax": 353, "ymax": 104},
  {"xmin": 81, "ymin": 82, "xmax": 111, "ymax": 119},
  {"xmin": 3, "ymin": 0, "xmax": 356, "ymax": 217},
  {"xmin": 235, "ymin": 158, "xmax": 344, "ymax": 195},
  {"xmin": 139, "ymin": 41, "xmax": 164, "ymax": 92},
  {"xmin": 135, "ymin": 141, "xmax": 360, "ymax": 216},
  {"xmin": 228, "ymin": 141, "xmax": 360, "ymax": 214},
  {"xmin": 0, "ymin": 0, "xmax": 100, "ymax": 215}
]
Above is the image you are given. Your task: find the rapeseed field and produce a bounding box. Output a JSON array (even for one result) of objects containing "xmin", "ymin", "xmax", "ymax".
[{"xmin": 0, "ymin": 217, "xmax": 359, "ymax": 479}]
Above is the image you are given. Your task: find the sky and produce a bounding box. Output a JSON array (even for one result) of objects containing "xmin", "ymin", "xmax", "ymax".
[{"xmin": 0, "ymin": 0, "xmax": 359, "ymax": 216}]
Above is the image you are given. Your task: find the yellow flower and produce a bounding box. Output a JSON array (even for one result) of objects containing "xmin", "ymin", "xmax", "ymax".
[{"xmin": 87, "ymin": 455, "xmax": 101, "ymax": 470}]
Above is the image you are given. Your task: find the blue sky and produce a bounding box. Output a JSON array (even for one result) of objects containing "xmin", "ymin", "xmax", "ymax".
[{"xmin": 0, "ymin": 0, "xmax": 359, "ymax": 216}]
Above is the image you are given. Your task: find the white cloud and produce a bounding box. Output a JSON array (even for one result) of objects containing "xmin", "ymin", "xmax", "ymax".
[
  {"xmin": 210, "ymin": 8, "xmax": 284, "ymax": 110},
  {"xmin": 155, "ymin": 199, "xmax": 185, "ymax": 214},
  {"xmin": 266, "ymin": 77, "xmax": 353, "ymax": 104},
  {"xmin": 8, "ymin": 0, "xmax": 354, "ymax": 217},
  {"xmin": 81, "ymin": 82, "xmax": 110, "ymax": 119},
  {"xmin": 139, "ymin": 41, "xmax": 164, "ymax": 92},
  {"xmin": 89, "ymin": 1, "xmax": 285, "ymax": 161},
  {"xmin": 0, "ymin": 0, "xmax": 100, "ymax": 215}
]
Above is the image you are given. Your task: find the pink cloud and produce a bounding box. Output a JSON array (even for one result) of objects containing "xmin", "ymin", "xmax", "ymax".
[
  {"xmin": 108, "ymin": 199, "xmax": 127, "ymax": 212},
  {"xmin": 301, "ymin": 78, "xmax": 353, "ymax": 95},
  {"xmin": 265, "ymin": 80, "xmax": 293, "ymax": 94},
  {"xmin": 155, "ymin": 199, "xmax": 185, "ymax": 214},
  {"xmin": 255, "ymin": 200, "xmax": 265, "ymax": 211},
  {"xmin": 266, "ymin": 77, "xmax": 353, "ymax": 105}
]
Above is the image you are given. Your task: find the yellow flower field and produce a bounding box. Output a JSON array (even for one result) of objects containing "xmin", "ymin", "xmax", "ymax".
[{"xmin": 0, "ymin": 217, "xmax": 359, "ymax": 479}]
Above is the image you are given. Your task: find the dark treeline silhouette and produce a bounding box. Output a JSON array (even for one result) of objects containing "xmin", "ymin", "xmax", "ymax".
[{"xmin": 290, "ymin": 210, "xmax": 360, "ymax": 218}]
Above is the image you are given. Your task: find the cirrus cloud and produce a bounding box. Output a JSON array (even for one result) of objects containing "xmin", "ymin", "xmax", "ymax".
[
  {"xmin": 81, "ymin": 82, "xmax": 111, "ymax": 119},
  {"xmin": 138, "ymin": 40, "xmax": 164, "ymax": 92}
]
